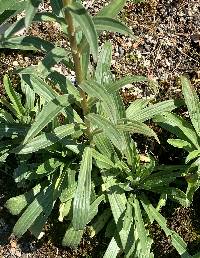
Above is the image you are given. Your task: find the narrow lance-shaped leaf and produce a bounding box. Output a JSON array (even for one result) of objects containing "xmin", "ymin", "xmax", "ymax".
[
  {"xmin": 126, "ymin": 99, "xmax": 149, "ymax": 118},
  {"xmin": 133, "ymin": 197, "xmax": 153, "ymax": 257},
  {"xmin": 117, "ymin": 121, "xmax": 159, "ymax": 142},
  {"xmin": 0, "ymin": 109, "xmax": 15, "ymax": 123},
  {"xmin": 30, "ymin": 164, "xmax": 70, "ymax": 238},
  {"xmin": 4, "ymin": 12, "xmax": 66, "ymax": 38},
  {"xmin": 0, "ymin": 0, "xmax": 25, "ymax": 13},
  {"xmin": 0, "ymin": 1, "xmax": 26, "ymax": 25},
  {"xmin": 13, "ymin": 124, "xmax": 81, "ymax": 154},
  {"xmin": 140, "ymin": 195, "xmax": 190, "ymax": 256},
  {"xmin": 167, "ymin": 139, "xmax": 193, "ymax": 152},
  {"xmin": 66, "ymin": 1, "xmax": 98, "ymax": 61},
  {"xmin": 95, "ymin": 42, "xmax": 112, "ymax": 85},
  {"xmin": 21, "ymin": 76, "xmax": 35, "ymax": 111},
  {"xmin": 97, "ymin": 0, "xmax": 127, "ymax": 18},
  {"xmin": 3, "ymin": 75, "xmax": 25, "ymax": 117},
  {"xmin": 89, "ymin": 208, "xmax": 111, "ymax": 237},
  {"xmin": 93, "ymin": 16, "xmax": 133, "ymax": 37},
  {"xmin": 102, "ymin": 176, "xmax": 132, "ymax": 253},
  {"xmin": 62, "ymin": 223, "xmax": 84, "ymax": 247},
  {"xmin": 25, "ymin": 0, "xmax": 42, "ymax": 28},
  {"xmin": 5, "ymin": 184, "xmax": 41, "ymax": 215},
  {"xmin": 0, "ymin": 36, "xmax": 55, "ymax": 52},
  {"xmin": 103, "ymin": 237, "xmax": 120, "ymax": 258},
  {"xmin": 154, "ymin": 112, "xmax": 200, "ymax": 149},
  {"xmin": 107, "ymin": 75, "xmax": 148, "ymax": 93},
  {"xmin": 80, "ymin": 80, "xmax": 117, "ymax": 123},
  {"xmin": 22, "ymin": 74, "xmax": 58, "ymax": 102},
  {"xmin": 181, "ymin": 76, "xmax": 200, "ymax": 137},
  {"xmin": 13, "ymin": 184, "xmax": 54, "ymax": 237},
  {"xmin": 186, "ymin": 150, "xmax": 200, "ymax": 164},
  {"xmin": 128, "ymin": 100, "xmax": 180, "ymax": 122},
  {"xmin": 88, "ymin": 113, "xmax": 126, "ymax": 152},
  {"xmin": 50, "ymin": 0, "xmax": 63, "ymax": 16},
  {"xmin": 23, "ymin": 94, "xmax": 74, "ymax": 143},
  {"xmin": 72, "ymin": 147, "xmax": 92, "ymax": 230},
  {"xmin": 0, "ymin": 123, "xmax": 29, "ymax": 137}
]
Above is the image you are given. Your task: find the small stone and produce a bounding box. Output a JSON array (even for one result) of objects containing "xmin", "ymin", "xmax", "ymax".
[
  {"xmin": 24, "ymin": 57, "xmax": 29, "ymax": 62},
  {"xmin": 16, "ymin": 250, "xmax": 22, "ymax": 257},
  {"xmin": 12, "ymin": 61, "xmax": 19, "ymax": 66}
]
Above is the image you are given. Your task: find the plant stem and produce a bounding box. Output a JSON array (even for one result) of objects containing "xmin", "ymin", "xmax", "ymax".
[{"xmin": 63, "ymin": 0, "xmax": 91, "ymax": 140}]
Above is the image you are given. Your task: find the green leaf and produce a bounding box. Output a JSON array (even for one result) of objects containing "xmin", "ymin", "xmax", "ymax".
[
  {"xmin": 14, "ymin": 124, "xmax": 80, "ymax": 154},
  {"xmin": 67, "ymin": 2, "xmax": 98, "ymax": 61},
  {"xmin": 47, "ymin": 71, "xmax": 81, "ymax": 101},
  {"xmin": 130, "ymin": 101, "xmax": 151, "ymax": 122},
  {"xmin": 108, "ymin": 76, "xmax": 147, "ymax": 93},
  {"xmin": 151, "ymin": 187, "xmax": 189, "ymax": 207},
  {"xmin": 92, "ymin": 149, "xmax": 115, "ymax": 169},
  {"xmin": 25, "ymin": 0, "xmax": 42, "ymax": 28},
  {"xmin": 186, "ymin": 171, "xmax": 200, "ymax": 205},
  {"xmin": 95, "ymin": 42, "xmax": 112, "ymax": 85},
  {"xmin": 0, "ymin": 2, "xmax": 26, "ymax": 25},
  {"xmin": 37, "ymin": 47, "xmax": 72, "ymax": 77},
  {"xmin": 128, "ymin": 100, "xmax": 180, "ymax": 122},
  {"xmin": 111, "ymin": 92, "xmax": 139, "ymax": 168},
  {"xmin": 0, "ymin": 109, "xmax": 15, "ymax": 123},
  {"xmin": 0, "ymin": 0, "xmax": 25, "ymax": 13},
  {"xmin": 93, "ymin": 132, "xmax": 119, "ymax": 162},
  {"xmin": 133, "ymin": 197, "xmax": 152, "ymax": 257},
  {"xmin": 21, "ymin": 76, "xmax": 35, "ymax": 111},
  {"xmin": 73, "ymin": 147, "xmax": 92, "ymax": 230},
  {"xmin": 62, "ymin": 223, "xmax": 84, "ymax": 247},
  {"xmin": 4, "ymin": 12, "xmax": 66, "ymax": 38},
  {"xmin": 154, "ymin": 112, "xmax": 200, "ymax": 149},
  {"xmin": 87, "ymin": 195, "xmax": 106, "ymax": 223},
  {"xmin": 80, "ymin": 45, "xmax": 90, "ymax": 79},
  {"xmin": 186, "ymin": 150, "xmax": 200, "ymax": 164},
  {"xmin": 50, "ymin": 0, "xmax": 63, "ymax": 16},
  {"xmin": 181, "ymin": 76, "xmax": 200, "ymax": 137},
  {"xmin": 80, "ymin": 80, "xmax": 117, "ymax": 123},
  {"xmin": 14, "ymin": 158, "xmax": 62, "ymax": 183},
  {"xmin": 13, "ymin": 184, "xmax": 54, "ymax": 237},
  {"xmin": 93, "ymin": 16, "xmax": 133, "ymax": 37},
  {"xmin": 117, "ymin": 121, "xmax": 159, "ymax": 142},
  {"xmin": 0, "ymin": 36, "xmax": 54, "ymax": 52},
  {"xmin": 23, "ymin": 94, "xmax": 74, "ymax": 143},
  {"xmin": 97, "ymin": 0, "xmax": 127, "ymax": 17},
  {"xmin": 88, "ymin": 113, "xmax": 125, "ymax": 152},
  {"xmin": 141, "ymin": 169, "xmax": 183, "ymax": 190},
  {"xmin": 5, "ymin": 184, "xmax": 41, "ymax": 215},
  {"xmin": 103, "ymin": 176, "xmax": 131, "ymax": 251},
  {"xmin": 37, "ymin": 158, "xmax": 62, "ymax": 175},
  {"xmin": 3, "ymin": 75, "xmax": 25, "ymax": 118},
  {"xmin": 103, "ymin": 237, "xmax": 120, "ymax": 258},
  {"xmin": 0, "ymin": 98, "xmax": 18, "ymax": 118},
  {"xmin": 60, "ymin": 184, "xmax": 77, "ymax": 203},
  {"xmin": 30, "ymin": 165, "xmax": 69, "ymax": 238},
  {"xmin": 167, "ymin": 139, "xmax": 193, "ymax": 151},
  {"xmin": 22, "ymin": 74, "xmax": 57, "ymax": 102},
  {"xmin": 140, "ymin": 195, "xmax": 190, "ymax": 256},
  {"xmin": 59, "ymin": 200, "xmax": 72, "ymax": 222},
  {"xmin": 21, "ymin": 74, "xmax": 81, "ymax": 110},
  {"xmin": 89, "ymin": 208, "xmax": 111, "ymax": 237}
]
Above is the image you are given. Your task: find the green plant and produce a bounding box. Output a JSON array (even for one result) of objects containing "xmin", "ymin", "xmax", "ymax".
[
  {"xmin": 154, "ymin": 76, "xmax": 200, "ymax": 206},
  {"xmin": 0, "ymin": 1, "xmax": 198, "ymax": 257}
]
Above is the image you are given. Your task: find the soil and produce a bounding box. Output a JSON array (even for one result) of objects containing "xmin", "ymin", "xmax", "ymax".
[{"xmin": 0, "ymin": 0, "xmax": 200, "ymax": 257}]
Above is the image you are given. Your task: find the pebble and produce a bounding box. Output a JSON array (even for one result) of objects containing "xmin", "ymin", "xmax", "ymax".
[{"xmin": 13, "ymin": 61, "xmax": 19, "ymax": 66}]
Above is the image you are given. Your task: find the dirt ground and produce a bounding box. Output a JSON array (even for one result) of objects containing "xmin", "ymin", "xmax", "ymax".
[{"xmin": 0, "ymin": 0, "xmax": 200, "ymax": 257}]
